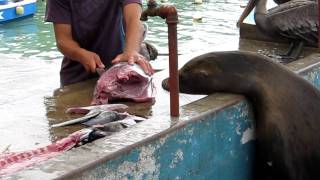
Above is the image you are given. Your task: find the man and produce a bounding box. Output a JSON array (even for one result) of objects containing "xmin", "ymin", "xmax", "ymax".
[{"xmin": 45, "ymin": 0, "xmax": 154, "ymax": 86}]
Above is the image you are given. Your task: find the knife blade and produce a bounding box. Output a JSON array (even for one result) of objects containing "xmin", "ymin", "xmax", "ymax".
[{"xmin": 96, "ymin": 68, "xmax": 106, "ymax": 76}]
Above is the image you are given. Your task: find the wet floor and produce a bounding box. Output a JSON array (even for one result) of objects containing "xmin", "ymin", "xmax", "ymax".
[{"xmin": 0, "ymin": 0, "xmax": 280, "ymax": 152}]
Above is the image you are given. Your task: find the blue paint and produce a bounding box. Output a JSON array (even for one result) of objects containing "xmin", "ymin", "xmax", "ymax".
[
  {"xmin": 0, "ymin": 1, "xmax": 36, "ymax": 23},
  {"xmin": 154, "ymin": 103, "xmax": 254, "ymax": 180},
  {"xmin": 76, "ymin": 101, "xmax": 256, "ymax": 180},
  {"xmin": 301, "ymin": 69, "xmax": 320, "ymax": 89}
]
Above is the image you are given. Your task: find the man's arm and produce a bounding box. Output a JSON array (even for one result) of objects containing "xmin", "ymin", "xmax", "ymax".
[
  {"xmin": 53, "ymin": 24, "xmax": 105, "ymax": 73},
  {"xmin": 112, "ymin": 3, "xmax": 154, "ymax": 75},
  {"xmin": 123, "ymin": 3, "xmax": 144, "ymax": 55}
]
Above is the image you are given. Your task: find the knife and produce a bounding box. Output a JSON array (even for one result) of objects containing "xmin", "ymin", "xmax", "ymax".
[{"xmin": 96, "ymin": 68, "xmax": 106, "ymax": 76}]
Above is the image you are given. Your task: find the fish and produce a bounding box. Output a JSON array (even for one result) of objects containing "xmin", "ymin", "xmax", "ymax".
[
  {"xmin": 65, "ymin": 103, "xmax": 129, "ymax": 114},
  {"xmin": 93, "ymin": 117, "xmax": 146, "ymax": 132},
  {"xmin": 52, "ymin": 109, "xmax": 146, "ymax": 128},
  {"xmin": 51, "ymin": 109, "xmax": 101, "ymax": 128},
  {"xmin": 91, "ymin": 62, "xmax": 156, "ymax": 105},
  {"xmin": 82, "ymin": 111, "xmax": 128, "ymax": 126},
  {"xmin": 52, "ymin": 103, "xmax": 129, "ymax": 128},
  {"xmin": 0, "ymin": 128, "xmax": 106, "ymax": 176}
]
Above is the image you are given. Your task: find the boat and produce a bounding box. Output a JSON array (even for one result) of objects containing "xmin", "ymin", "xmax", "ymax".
[{"xmin": 0, "ymin": 0, "xmax": 37, "ymax": 23}]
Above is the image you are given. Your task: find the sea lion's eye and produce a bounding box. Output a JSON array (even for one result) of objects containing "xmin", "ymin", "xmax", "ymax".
[{"xmin": 198, "ymin": 70, "xmax": 209, "ymax": 77}]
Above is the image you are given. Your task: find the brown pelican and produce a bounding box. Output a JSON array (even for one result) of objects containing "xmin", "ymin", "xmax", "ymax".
[
  {"xmin": 274, "ymin": 0, "xmax": 316, "ymax": 4},
  {"xmin": 273, "ymin": 0, "xmax": 290, "ymax": 5},
  {"xmin": 237, "ymin": 0, "xmax": 318, "ymax": 62}
]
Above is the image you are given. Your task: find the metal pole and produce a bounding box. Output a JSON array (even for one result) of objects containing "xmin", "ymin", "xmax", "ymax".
[
  {"xmin": 141, "ymin": 1, "xmax": 180, "ymax": 116},
  {"xmin": 318, "ymin": 0, "xmax": 320, "ymax": 50},
  {"xmin": 167, "ymin": 14, "xmax": 179, "ymax": 117}
]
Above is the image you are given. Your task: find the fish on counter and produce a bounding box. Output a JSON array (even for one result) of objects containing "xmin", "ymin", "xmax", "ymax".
[
  {"xmin": 51, "ymin": 109, "xmax": 101, "ymax": 128},
  {"xmin": 91, "ymin": 116, "xmax": 146, "ymax": 132},
  {"xmin": 91, "ymin": 62, "xmax": 156, "ymax": 105},
  {"xmin": 51, "ymin": 106, "xmax": 146, "ymax": 128},
  {"xmin": 2, "ymin": 104, "xmax": 145, "ymax": 175},
  {"xmin": 51, "ymin": 103, "xmax": 129, "ymax": 128},
  {"xmin": 65, "ymin": 103, "xmax": 129, "ymax": 114},
  {"xmin": 0, "ymin": 128, "xmax": 106, "ymax": 176}
]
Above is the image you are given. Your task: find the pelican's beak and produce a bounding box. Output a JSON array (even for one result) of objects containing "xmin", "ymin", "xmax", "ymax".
[{"xmin": 237, "ymin": 0, "xmax": 258, "ymax": 28}]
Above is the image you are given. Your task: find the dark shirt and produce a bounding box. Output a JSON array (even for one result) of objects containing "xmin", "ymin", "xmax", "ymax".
[{"xmin": 45, "ymin": 0, "xmax": 142, "ymax": 86}]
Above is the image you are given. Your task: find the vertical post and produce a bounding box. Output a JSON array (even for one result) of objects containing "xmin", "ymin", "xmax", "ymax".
[
  {"xmin": 141, "ymin": 2, "xmax": 180, "ymax": 117},
  {"xmin": 318, "ymin": 0, "xmax": 320, "ymax": 50},
  {"xmin": 167, "ymin": 16, "xmax": 179, "ymax": 117}
]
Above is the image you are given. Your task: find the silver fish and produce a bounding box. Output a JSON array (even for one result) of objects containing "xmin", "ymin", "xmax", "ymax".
[
  {"xmin": 51, "ymin": 109, "xmax": 101, "ymax": 128},
  {"xmin": 65, "ymin": 103, "xmax": 129, "ymax": 114},
  {"xmin": 82, "ymin": 111, "xmax": 128, "ymax": 126}
]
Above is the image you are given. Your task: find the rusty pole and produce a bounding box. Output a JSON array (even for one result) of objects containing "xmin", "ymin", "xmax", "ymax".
[{"xmin": 141, "ymin": 0, "xmax": 179, "ymax": 116}]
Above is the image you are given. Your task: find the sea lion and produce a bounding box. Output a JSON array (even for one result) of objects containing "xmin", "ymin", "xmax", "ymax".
[{"xmin": 162, "ymin": 51, "xmax": 320, "ymax": 180}]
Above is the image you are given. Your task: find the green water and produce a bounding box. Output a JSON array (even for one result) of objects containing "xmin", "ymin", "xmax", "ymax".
[
  {"xmin": 0, "ymin": 1, "xmax": 61, "ymax": 60},
  {"xmin": 0, "ymin": 0, "xmax": 245, "ymax": 59},
  {"xmin": 0, "ymin": 0, "xmax": 246, "ymax": 151}
]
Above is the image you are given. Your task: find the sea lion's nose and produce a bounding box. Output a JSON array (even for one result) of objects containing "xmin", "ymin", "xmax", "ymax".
[{"xmin": 162, "ymin": 78, "xmax": 169, "ymax": 91}]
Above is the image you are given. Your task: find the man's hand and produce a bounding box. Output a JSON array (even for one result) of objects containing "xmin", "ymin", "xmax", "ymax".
[
  {"xmin": 53, "ymin": 23, "xmax": 105, "ymax": 74},
  {"xmin": 111, "ymin": 50, "xmax": 154, "ymax": 75},
  {"xmin": 117, "ymin": 3, "xmax": 154, "ymax": 76},
  {"xmin": 78, "ymin": 49, "xmax": 105, "ymax": 73}
]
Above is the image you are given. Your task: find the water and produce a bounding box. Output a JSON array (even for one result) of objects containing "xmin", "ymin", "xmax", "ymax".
[
  {"xmin": 146, "ymin": 0, "xmax": 243, "ymax": 54},
  {"xmin": 0, "ymin": 0, "xmax": 250, "ymax": 152},
  {"xmin": 0, "ymin": 1, "xmax": 60, "ymax": 59}
]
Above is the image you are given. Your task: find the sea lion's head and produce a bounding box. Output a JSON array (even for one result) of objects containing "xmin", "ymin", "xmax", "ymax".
[{"xmin": 162, "ymin": 51, "xmax": 258, "ymax": 95}]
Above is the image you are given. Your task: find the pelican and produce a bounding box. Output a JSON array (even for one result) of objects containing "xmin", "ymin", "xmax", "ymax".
[
  {"xmin": 273, "ymin": 0, "xmax": 291, "ymax": 4},
  {"xmin": 237, "ymin": 0, "xmax": 318, "ymax": 62},
  {"xmin": 274, "ymin": 0, "xmax": 316, "ymax": 5}
]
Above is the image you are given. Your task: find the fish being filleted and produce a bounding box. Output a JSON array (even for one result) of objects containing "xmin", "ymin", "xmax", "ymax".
[{"xmin": 91, "ymin": 62, "xmax": 156, "ymax": 105}]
